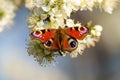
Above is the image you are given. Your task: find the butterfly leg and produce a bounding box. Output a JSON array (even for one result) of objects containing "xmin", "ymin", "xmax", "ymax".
[{"xmin": 58, "ymin": 50, "xmax": 63, "ymax": 56}]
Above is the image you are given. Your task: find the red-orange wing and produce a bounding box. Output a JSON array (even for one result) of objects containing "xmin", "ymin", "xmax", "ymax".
[
  {"xmin": 65, "ymin": 26, "xmax": 89, "ymax": 40},
  {"xmin": 30, "ymin": 29, "xmax": 56, "ymax": 42}
]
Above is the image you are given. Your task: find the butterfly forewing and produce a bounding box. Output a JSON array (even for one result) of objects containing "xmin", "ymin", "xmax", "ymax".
[
  {"xmin": 31, "ymin": 29, "xmax": 56, "ymax": 42},
  {"xmin": 65, "ymin": 26, "xmax": 89, "ymax": 40}
]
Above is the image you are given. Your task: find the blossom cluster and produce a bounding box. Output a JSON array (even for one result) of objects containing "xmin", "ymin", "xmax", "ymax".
[
  {"xmin": 26, "ymin": 0, "xmax": 118, "ymax": 29},
  {"xmin": 0, "ymin": 0, "xmax": 16, "ymax": 32},
  {"xmin": 26, "ymin": 0, "xmax": 118, "ymax": 64},
  {"xmin": 0, "ymin": 0, "xmax": 118, "ymax": 32}
]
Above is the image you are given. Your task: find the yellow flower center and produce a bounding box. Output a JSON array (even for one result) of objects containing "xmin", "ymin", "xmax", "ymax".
[{"xmin": 0, "ymin": 11, "xmax": 5, "ymax": 19}]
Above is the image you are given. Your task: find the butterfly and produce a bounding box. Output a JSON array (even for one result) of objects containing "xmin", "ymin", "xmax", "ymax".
[{"xmin": 30, "ymin": 26, "xmax": 89, "ymax": 55}]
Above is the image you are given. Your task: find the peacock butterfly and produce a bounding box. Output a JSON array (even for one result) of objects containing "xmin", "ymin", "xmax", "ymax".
[{"xmin": 30, "ymin": 26, "xmax": 89, "ymax": 55}]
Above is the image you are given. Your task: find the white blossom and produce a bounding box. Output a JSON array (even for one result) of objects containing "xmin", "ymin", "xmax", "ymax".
[
  {"xmin": 99, "ymin": 0, "xmax": 118, "ymax": 14},
  {"xmin": 0, "ymin": 0, "xmax": 16, "ymax": 32},
  {"xmin": 84, "ymin": 25, "xmax": 103, "ymax": 48},
  {"xmin": 25, "ymin": 0, "xmax": 36, "ymax": 9},
  {"xmin": 66, "ymin": 19, "xmax": 80, "ymax": 27}
]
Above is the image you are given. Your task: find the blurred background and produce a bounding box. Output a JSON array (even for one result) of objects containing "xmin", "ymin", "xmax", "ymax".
[{"xmin": 0, "ymin": 5, "xmax": 120, "ymax": 80}]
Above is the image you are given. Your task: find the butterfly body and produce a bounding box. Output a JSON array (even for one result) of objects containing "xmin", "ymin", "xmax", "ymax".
[{"xmin": 31, "ymin": 26, "xmax": 89, "ymax": 55}]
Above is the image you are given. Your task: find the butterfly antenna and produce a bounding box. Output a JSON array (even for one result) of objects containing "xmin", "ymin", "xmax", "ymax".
[{"xmin": 85, "ymin": 21, "xmax": 92, "ymax": 28}]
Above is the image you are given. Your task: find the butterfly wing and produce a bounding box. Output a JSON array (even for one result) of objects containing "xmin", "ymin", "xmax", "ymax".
[
  {"xmin": 65, "ymin": 26, "xmax": 89, "ymax": 40},
  {"xmin": 31, "ymin": 29, "xmax": 60, "ymax": 52},
  {"xmin": 30, "ymin": 29, "xmax": 56, "ymax": 42}
]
